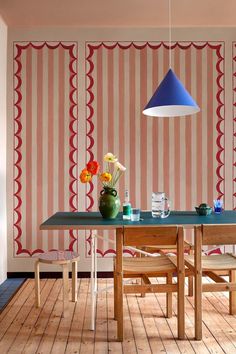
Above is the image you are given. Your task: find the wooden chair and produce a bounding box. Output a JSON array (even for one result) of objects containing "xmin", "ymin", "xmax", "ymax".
[
  {"xmin": 114, "ymin": 226, "xmax": 185, "ymax": 341},
  {"xmin": 138, "ymin": 240, "xmax": 194, "ymax": 297},
  {"xmin": 35, "ymin": 250, "xmax": 79, "ymax": 317},
  {"xmin": 185, "ymin": 225, "xmax": 236, "ymax": 340}
]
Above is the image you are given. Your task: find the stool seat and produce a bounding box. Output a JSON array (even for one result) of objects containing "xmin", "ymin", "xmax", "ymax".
[
  {"xmin": 38, "ymin": 250, "xmax": 79, "ymax": 264},
  {"xmin": 35, "ymin": 250, "xmax": 79, "ymax": 317}
]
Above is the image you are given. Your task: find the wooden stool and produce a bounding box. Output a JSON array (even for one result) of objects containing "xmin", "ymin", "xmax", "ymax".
[{"xmin": 35, "ymin": 250, "xmax": 79, "ymax": 317}]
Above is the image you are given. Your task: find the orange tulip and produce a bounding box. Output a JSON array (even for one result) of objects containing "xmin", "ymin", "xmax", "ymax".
[{"xmin": 79, "ymin": 169, "xmax": 92, "ymax": 183}]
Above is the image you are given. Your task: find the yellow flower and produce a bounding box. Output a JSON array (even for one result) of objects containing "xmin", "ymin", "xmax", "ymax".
[
  {"xmin": 104, "ymin": 152, "xmax": 118, "ymax": 163},
  {"xmin": 115, "ymin": 161, "xmax": 126, "ymax": 171},
  {"xmin": 100, "ymin": 172, "xmax": 112, "ymax": 182}
]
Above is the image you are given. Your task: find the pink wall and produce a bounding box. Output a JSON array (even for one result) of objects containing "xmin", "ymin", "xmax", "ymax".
[
  {"xmin": 0, "ymin": 16, "xmax": 7, "ymax": 283},
  {"xmin": 6, "ymin": 27, "xmax": 235, "ymax": 271}
]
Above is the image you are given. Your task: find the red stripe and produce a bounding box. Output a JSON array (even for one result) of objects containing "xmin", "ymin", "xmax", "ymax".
[
  {"xmin": 37, "ymin": 48, "xmax": 43, "ymax": 250},
  {"xmin": 207, "ymin": 47, "xmax": 214, "ymax": 204},
  {"xmin": 163, "ymin": 48, "xmax": 169, "ymax": 197},
  {"xmin": 107, "ymin": 49, "xmax": 114, "ymax": 154},
  {"xmin": 47, "ymin": 48, "xmax": 54, "ymax": 250},
  {"xmin": 174, "ymin": 47, "xmax": 181, "ymax": 210},
  {"xmin": 196, "ymin": 50, "xmax": 203, "ymax": 204},
  {"xmin": 58, "ymin": 45, "xmax": 65, "ymax": 250},
  {"xmin": 152, "ymin": 51, "xmax": 158, "ymax": 193},
  {"xmin": 25, "ymin": 47, "xmax": 32, "ymax": 251},
  {"xmin": 129, "ymin": 46, "xmax": 136, "ymax": 206},
  {"xmin": 185, "ymin": 49, "xmax": 192, "ymax": 210},
  {"xmin": 118, "ymin": 49, "xmax": 125, "ymax": 205},
  {"xmin": 140, "ymin": 47, "xmax": 148, "ymax": 208}
]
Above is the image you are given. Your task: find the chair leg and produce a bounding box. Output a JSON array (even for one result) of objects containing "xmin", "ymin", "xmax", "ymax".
[
  {"xmin": 188, "ymin": 248, "xmax": 194, "ymax": 297},
  {"xmin": 194, "ymin": 226, "xmax": 202, "ymax": 340},
  {"xmin": 62, "ymin": 263, "xmax": 69, "ymax": 317},
  {"xmin": 166, "ymin": 273, "xmax": 172, "ymax": 318},
  {"xmin": 177, "ymin": 227, "xmax": 185, "ymax": 340},
  {"xmin": 113, "ymin": 261, "xmax": 117, "ymax": 320},
  {"xmin": 72, "ymin": 260, "xmax": 77, "ymax": 302},
  {"xmin": 34, "ymin": 260, "xmax": 40, "ymax": 308},
  {"xmin": 230, "ymin": 270, "xmax": 236, "ymax": 315},
  {"xmin": 116, "ymin": 228, "xmax": 123, "ymax": 341}
]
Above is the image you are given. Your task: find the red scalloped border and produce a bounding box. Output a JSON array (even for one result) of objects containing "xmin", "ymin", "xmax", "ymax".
[
  {"xmin": 85, "ymin": 41, "xmax": 225, "ymax": 257},
  {"xmin": 13, "ymin": 41, "xmax": 78, "ymax": 256}
]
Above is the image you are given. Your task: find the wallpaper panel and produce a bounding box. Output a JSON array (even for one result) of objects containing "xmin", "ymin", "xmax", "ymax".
[
  {"xmin": 86, "ymin": 41, "xmax": 225, "ymax": 256},
  {"xmin": 13, "ymin": 42, "xmax": 78, "ymax": 256}
]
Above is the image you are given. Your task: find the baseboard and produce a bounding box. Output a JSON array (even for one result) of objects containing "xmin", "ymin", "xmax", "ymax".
[{"xmin": 7, "ymin": 271, "xmax": 113, "ymax": 279}]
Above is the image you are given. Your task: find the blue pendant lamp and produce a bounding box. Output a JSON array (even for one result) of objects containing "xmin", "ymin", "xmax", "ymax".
[{"xmin": 143, "ymin": 0, "xmax": 200, "ymax": 118}]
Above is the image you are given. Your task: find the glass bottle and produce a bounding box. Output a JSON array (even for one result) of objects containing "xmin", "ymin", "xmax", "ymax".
[{"xmin": 123, "ymin": 190, "xmax": 131, "ymax": 220}]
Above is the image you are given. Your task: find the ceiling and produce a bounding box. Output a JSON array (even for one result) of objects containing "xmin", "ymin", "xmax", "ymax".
[{"xmin": 0, "ymin": 0, "xmax": 235, "ymax": 28}]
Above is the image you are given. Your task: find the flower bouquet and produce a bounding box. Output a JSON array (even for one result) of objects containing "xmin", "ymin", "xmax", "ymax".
[{"xmin": 80, "ymin": 153, "xmax": 126, "ymax": 219}]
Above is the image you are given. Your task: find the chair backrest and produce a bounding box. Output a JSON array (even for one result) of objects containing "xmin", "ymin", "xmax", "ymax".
[
  {"xmin": 202, "ymin": 224, "xmax": 236, "ymax": 246},
  {"xmin": 123, "ymin": 226, "xmax": 179, "ymax": 247}
]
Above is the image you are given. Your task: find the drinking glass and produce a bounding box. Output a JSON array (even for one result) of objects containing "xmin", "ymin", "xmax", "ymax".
[
  {"xmin": 213, "ymin": 199, "xmax": 223, "ymax": 214},
  {"xmin": 152, "ymin": 192, "xmax": 170, "ymax": 218},
  {"xmin": 131, "ymin": 208, "xmax": 141, "ymax": 221}
]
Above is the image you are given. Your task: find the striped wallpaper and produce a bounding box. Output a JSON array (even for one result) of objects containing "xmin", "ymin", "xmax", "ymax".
[
  {"xmin": 12, "ymin": 40, "xmax": 225, "ymax": 258},
  {"xmin": 86, "ymin": 41, "xmax": 225, "ymax": 256},
  {"xmin": 13, "ymin": 42, "xmax": 78, "ymax": 256}
]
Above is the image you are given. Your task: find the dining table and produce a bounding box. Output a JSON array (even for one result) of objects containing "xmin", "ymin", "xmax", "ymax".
[{"xmin": 40, "ymin": 210, "xmax": 236, "ymax": 332}]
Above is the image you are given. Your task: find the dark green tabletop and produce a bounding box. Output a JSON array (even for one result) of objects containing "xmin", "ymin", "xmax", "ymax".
[{"xmin": 40, "ymin": 210, "xmax": 236, "ymax": 230}]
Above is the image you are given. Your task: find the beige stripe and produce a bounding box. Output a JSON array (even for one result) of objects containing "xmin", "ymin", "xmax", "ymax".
[
  {"xmin": 157, "ymin": 48, "xmax": 164, "ymax": 193},
  {"xmin": 113, "ymin": 47, "xmax": 119, "ymax": 168},
  {"xmin": 169, "ymin": 118, "xmax": 175, "ymax": 204},
  {"xmin": 53, "ymin": 47, "xmax": 59, "ymax": 249},
  {"xmin": 102, "ymin": 47, "xmax": 108, "ymax": 155}
]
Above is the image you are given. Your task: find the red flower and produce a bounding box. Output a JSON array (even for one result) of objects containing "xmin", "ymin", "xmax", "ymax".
[{"xmin": 86, "ymin": 160, "xmax": 100, "ymax": 175}]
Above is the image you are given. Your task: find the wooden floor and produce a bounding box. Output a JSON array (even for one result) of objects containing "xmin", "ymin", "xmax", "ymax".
[{"xmin": 1, "ymin": 278, "xmax": 236, "ymax": 353}]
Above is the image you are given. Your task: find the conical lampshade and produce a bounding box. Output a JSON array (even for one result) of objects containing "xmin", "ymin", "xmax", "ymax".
[{"xmin": 143, "ymin": 68, "xmax": 200, "ymax": 117}]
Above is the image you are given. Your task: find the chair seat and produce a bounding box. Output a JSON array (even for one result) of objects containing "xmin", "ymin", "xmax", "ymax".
[
  {"xmin": 122, "ymin": 255, "xmax": 176, "ymax": 274},
  {"xmin": 38, "ymin": 250, "xmax": 79, "ymax": 265},
  {"xmin": 185, "ymin": 253, "xmax": 236, "ymax": 271}
]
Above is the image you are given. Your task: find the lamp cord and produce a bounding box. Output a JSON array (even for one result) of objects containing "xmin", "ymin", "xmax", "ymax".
[{"xmin": 168, "ymin": 0, "xmax": 172, "ymax": 68}]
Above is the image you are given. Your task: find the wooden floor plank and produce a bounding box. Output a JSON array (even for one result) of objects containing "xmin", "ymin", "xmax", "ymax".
[
  {"xmin": 0, "ymin": 278, "xmax": 236, "ymax": 354},
  {"xmin": 65, "ymin": 278, "xmax": 88, "ymax": 354},
  {"xmin": 126, "ymin": 291, "xmax": 152, "ymax": 354},
  {"xmin": 7, "ymin": 279, "xmax": 56, "ymax": 354},
  {"xmin": 137, "ymin": 292, "xmax": 166, "ymax": 353},
  {"xmin": 22, "ymin": 279, "xmax": 62, "ymax": 354},
  {"xmin": 0, "ymin": 279, "xmax": 47, "ymax": 352},
  {"xmin": 106, "ymin": 279, "xmax": 123, "ymax": 354},
  {"xmin": 94, "ymin": 279, "xmax": 109, "ymax": 354}
]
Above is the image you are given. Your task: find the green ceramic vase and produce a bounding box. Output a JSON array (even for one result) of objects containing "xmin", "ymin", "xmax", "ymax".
[{"xmin": 99, "ymin": 187, "xmax": 120, "ymax": 219}]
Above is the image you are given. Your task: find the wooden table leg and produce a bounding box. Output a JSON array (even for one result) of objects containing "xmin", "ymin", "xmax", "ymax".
[
  {"xmin": 230, "ymin": 270, "xmax": 236, "ymax": 315},
  {"xmin": 116, "ymin": 228, "xmax": 124, "ymax": 341},
  {"xmin": 194, "ymin": 226, "xmax": 202, "ymax": 340}
]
